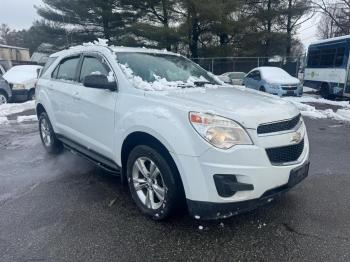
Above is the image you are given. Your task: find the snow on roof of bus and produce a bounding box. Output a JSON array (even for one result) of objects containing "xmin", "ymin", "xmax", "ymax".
[
  {"xmin": 311, "ymin": 35, "xmax": 350, "ymax": 45},
  {"xmin": 50, "ymin": 38, "xmax": 179, "ymax": 57}
]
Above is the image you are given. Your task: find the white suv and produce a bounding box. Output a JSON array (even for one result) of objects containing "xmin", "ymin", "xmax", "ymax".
[{"xmin": 36, "ymin": 44, "xmax": 310, "ymax": 220}]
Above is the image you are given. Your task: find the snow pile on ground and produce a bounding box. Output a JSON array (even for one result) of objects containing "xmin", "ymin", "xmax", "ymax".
[
  {"xmin": 0, "ymin": 101, "xmax": 35, "ymax": 117},
  {"xmin": 284, "ymin": 96, "xmax": 350, "ymax": 122},
  {"xmin": 17, "ymin": 115, "xmax": 38, "ymax": 123},
  {"xmin": 0, "ymin": 101, "xmax": 36, "ymax": 125}
]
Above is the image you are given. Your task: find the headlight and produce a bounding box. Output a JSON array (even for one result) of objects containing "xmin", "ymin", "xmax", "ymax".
[
  {"xmin": 270, "ymin": 84, "xmax": 280, "ymax": 89},
  {"xmin": 189, "ymin": 112, "xmax": 253, "ymax": 149},
  {"xmin": 13, "ymin": 84, "xmax": 25, "ymax": 90}
]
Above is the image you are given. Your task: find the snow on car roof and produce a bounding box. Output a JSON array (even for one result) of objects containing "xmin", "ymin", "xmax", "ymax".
[{"xmin": 50, "ymin": 38, "xmax": 179, "ymax": 57}]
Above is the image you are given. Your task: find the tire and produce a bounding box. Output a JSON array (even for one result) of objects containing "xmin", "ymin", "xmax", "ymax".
[
  {"xmin": 259, "ymin": 86, "xmax": 266, "ymax": 92},
  {"xmin": 28, "ymin": 89, "xmax": 36, "ymax": 101},
  {"xmin": 39, "ymin": 112, "xmax": 63, "ymax": 154},
  {"xmin": 320, "ymin": 83, "xmax": 334, "ymax": 100},
  {"xmin": 0, "ymin": 91, "xmax": 8, "ymax": 105},
  {"xmin": 127, "ymin": 145, "xmax": 182, "ymax": 220}
]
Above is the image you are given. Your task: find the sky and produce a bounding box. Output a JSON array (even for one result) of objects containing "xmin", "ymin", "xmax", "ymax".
[{"xmin": 0, "ymin": 0, "xmax": 319, "ymax": 50}]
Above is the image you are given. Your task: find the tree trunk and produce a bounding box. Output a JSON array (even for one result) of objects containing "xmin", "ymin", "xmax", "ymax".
[
  {"xmin": 286, "ymin": 0, "xmax": 292, "ymax": 59},
  {"xmin": 187, "ymin": 1, "xmax": 199, "ymax": 58},
  {"xmin": 161, "ymin": 0, "xmax": 171, "ymax": 51}
]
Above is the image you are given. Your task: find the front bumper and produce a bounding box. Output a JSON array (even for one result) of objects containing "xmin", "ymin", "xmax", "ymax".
[
  {"xmin": 11, "ymin": 89, "xmax": 29, "ymax": 101},
  {"xmin": 188, "ymin": 161, "xmax": 309, "ymax": 220},
  {"xmin": 172, "ymin": 122, "xmax": 309, "ymax": 220},
  {"xmin": 268, "ymin": 87, "xmax": 303, "ymax": 97}
]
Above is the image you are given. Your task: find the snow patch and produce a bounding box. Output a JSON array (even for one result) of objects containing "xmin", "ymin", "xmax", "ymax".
[
  {"xmin": 0, "ymin": 116, "xmax": 9, "ymax": 125},
  {"xmin": 0, "ymin": 101, "xmax": 35, "ymax": 117},
  {"xmin": 17, "ymin": 115, "xmax": 37, "ymax": 123},
  {"xmin": 283, "ymin": 96, "xmax": 350, "ymax": 122},
  {"xmin": 119, "ymin": 63, "xmax": 217, "ymax": 92}
]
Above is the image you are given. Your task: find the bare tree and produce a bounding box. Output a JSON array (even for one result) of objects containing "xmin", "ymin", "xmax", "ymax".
[{"xmin": 313, "ymin": 0, "xmax": 350, "ymax": 37}]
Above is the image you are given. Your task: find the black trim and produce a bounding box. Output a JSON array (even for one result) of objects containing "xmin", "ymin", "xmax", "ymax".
[
  {"xmin": 213, "ymin": 174, "xmax": 254, "ymax": 197},
  {"xmin": 257, "ymin": 114, "xmax": 301, "ymax": 135},
  {"xmin": 56, "ymin": 134, "xmax": 121, "ymax": 174},
  {"xmin": 188, "ymin": 161, "xmax": 310, "ymax": 220}
]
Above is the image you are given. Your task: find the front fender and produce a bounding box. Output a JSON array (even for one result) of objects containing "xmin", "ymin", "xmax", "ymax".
[
  {"xmin": 36, "ymin": 83, "xmax": 57, "ymax": 131},
  {"xmin": 114, "ymin": 98, "xmax": 210, "ymax": 166}
]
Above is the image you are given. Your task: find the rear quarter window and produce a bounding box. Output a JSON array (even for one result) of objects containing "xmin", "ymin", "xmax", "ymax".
[{"xmin": 41, "ymin": 57, "xmax": 58, "ymax": 77}]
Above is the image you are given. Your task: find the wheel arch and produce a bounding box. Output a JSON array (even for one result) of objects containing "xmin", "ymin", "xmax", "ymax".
[
  {"xmin": 120, "ymin": 131, "xmax": 186, "ymax": 199},
  {"xmin": 36, "ymin": 103, "xmax": 46, "ymax": 118}
]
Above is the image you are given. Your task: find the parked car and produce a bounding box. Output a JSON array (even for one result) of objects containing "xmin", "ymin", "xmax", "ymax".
[
  {"xmin": 3, "ymin": 65, "xmax": 42, "ymax": 102},
  {"xmin": 244, "ymin": 67, "xmax": 303, "ymax": 96},
  {"xmin": 218, "ymin": 72, "xmax": 245, "ymax": 85},
  {"xmin": 36, "ymin": 45, "xmax": 309, "ymax": 220},
  {"xmin": 0, "ymin": 75, "xmax": 12, "ymax": 104}
]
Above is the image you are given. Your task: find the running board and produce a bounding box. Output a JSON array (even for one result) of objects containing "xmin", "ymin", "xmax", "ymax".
[{"xmin": 57, "ymin": 135, "xmax": 121, "ymax": 175}]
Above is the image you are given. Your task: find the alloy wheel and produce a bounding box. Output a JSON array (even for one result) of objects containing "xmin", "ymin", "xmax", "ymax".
[
  {"xmin": 40, "ymin": 118, "xmax": 52, "ymax": 147},
  {"xmin": 0, "ymin": 94, "xmax": 7, "ymax": 105},
  {"xmin": 132, "ymin": 157, "xmax": 166, "ymax": 210}
]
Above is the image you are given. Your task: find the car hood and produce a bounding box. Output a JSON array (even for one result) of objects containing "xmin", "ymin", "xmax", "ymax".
[
  {"xmin": 266, "ymin": 75, "xmax": 300, "ymax": 85},
  {"xmin": 150, "ymin": 86, "xmax": 299, "ymax": 129}
]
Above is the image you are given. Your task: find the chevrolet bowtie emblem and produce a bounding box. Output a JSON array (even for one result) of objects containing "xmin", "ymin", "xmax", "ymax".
[{"xmin": 291, "ymin": 132, "xmax": 302, "ymax": 143}]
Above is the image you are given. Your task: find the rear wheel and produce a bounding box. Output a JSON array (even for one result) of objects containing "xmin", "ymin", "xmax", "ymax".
[
  {"xmin": 39, "ymin": 112, "xmax": 63, "ymax": 154},
  {"xmin": 320, "ymin": 83, "xmax": 334, "ymax": 99},
  {"xmin": 127, "ymin": 145, "xmax": 182, "ymax": 220},
  {"xmin": 259, "ymin": 86, "xmax": 266, "ymax": 92},
  {"xmin": 0, "ymin": 92, "xmax": 8, "ymax": 105}
]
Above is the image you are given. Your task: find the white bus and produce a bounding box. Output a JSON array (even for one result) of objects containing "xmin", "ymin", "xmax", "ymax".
[{"xmin": 304, "ymin": 35, "xmax": 350, "ymax": 99}]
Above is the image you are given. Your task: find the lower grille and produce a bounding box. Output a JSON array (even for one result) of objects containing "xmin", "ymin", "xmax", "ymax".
[
  {"xmin": 266, "ymin": 139, "xmax": 304, "ymax": 164},
  {"xmin": 281, "ymin": 85, "xmax": 297, "ymax": 90}
]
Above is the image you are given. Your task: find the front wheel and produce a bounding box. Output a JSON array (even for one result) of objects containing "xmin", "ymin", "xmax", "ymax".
[
  {"xmin": 127, "ymin": 145, "xmax": 183, "ymax": 220},
  {"xmin": 39, "ymin": 112, "xmax": 63, "ymax": 154},
  {"xmin": 0, "ymin": 92, "xmax": 8, "ymax": 105}
]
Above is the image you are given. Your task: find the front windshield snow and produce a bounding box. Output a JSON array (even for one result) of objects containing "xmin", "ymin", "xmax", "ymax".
[{"xmin": 116, "ymin": 52, "xmax": 220, "ymax": 91}]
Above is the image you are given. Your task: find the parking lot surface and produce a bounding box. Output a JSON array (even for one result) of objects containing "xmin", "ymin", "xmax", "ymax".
[{"xmin": 0, "ymin": 114, "xmax": 350, "ymax": 261}]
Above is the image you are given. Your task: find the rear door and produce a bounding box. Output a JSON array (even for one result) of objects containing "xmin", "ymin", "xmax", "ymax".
[
  {"xmin": 71, "ymin": 53, "xmax": 118, "ymax": 159},
  {"xmin": 49, "ymin": 55, "xmax": 82, "ymax": 137}
]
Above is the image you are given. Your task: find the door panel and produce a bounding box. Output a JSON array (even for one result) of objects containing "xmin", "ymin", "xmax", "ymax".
[
  {"xmin": 50, "ymin": 56, "xmax": 81, "ymax": 137},
  {"xmin": 70, "ymin": 54, "xmax": 117, "ymax": 159}
]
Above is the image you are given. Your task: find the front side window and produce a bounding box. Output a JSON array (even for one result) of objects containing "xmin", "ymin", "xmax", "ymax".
[
  {"xmin": 55, "ymin": 56, "xmax": 80, "ymax": 81},
  {"xmin": 79, "ymin": 56, "xmax": 112, "ymax": 83}
]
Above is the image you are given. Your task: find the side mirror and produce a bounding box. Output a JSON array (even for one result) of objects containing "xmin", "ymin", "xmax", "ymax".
[{"xmin": 83, "ymin": 74, "xmax": 117, "ymax": 91}]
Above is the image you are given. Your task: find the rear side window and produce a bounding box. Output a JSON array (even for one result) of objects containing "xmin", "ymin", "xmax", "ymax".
[
  {"xmin": 79, "ymin": 56, "xmax": 111, "ymax": 82},
  {"xmin": 54, "ymin": 56, "xmax": 80, "ymax": 81}
]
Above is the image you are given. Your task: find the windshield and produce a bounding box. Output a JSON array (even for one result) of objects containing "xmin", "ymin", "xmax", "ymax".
[{"xmin": 116, "ymin": 52, "xmax": 220, "ymax": 90}]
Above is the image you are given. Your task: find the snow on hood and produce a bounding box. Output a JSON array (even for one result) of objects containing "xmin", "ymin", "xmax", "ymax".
[
  {"xmin": 259, "ymin": 67, "xmax": 300, "ymax": 85},
  {"xmin": 3, "ymin": 65, "xmax": 42, "ymax": 84},
  {"xmin": 147, "ymin": 85, "xmax": 299, "ymax": 128}
]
